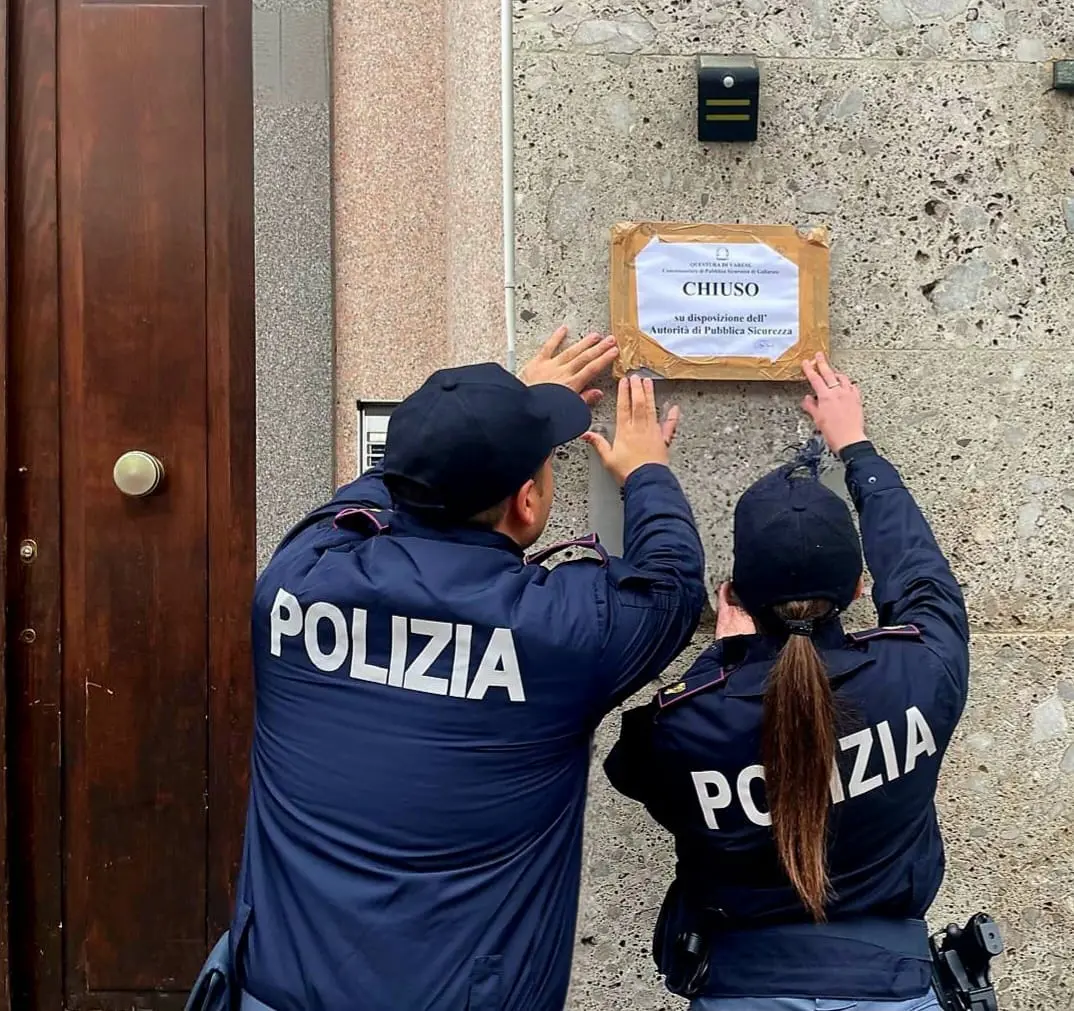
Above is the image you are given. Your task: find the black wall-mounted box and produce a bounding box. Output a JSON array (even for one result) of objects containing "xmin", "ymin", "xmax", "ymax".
[{"xmin": 697, "ymin": 55, "xmax": 759, "ymax": 143}]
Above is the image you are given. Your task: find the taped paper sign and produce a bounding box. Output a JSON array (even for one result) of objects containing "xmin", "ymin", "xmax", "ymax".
[
  {"xmin": 610, "ymin": 222, "xmax": 831, "ymax": 381},
  {"xmin": 636, "ymin": 240, "xmax": 800, "ymax": 359}
]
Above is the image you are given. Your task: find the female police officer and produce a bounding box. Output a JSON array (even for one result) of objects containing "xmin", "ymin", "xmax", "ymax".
[{"xmin": 604, "ymin": 353, "xmax": 969, "ymax": 1010}]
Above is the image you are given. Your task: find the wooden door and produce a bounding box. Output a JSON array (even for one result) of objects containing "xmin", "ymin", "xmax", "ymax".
[{"xmin": 4, "ymin": 0, "xmax": 255, "ymax": 1003}]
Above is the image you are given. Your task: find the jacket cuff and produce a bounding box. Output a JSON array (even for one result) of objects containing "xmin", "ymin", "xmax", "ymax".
[
  {"xmin": 838, "ymin": 440, "xmax": 878, "ymax": 465},
  {"xmin": 620, "ymin": 462, "xmax": 675, "ymax": 499},
  {"xmin": 843, "ymin": 444, "xmax": 905, "ymax": 506}
]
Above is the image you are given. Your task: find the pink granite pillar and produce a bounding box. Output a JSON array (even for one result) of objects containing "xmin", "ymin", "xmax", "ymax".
[{"xmin": 331, "ymin": 0, "xmax": 505, "ymax": 480}]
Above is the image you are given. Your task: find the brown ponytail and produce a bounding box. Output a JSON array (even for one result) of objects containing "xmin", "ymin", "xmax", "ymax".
[{"xmin": 761, "ymin": 599, "xmax": 837, "ymax": 921}]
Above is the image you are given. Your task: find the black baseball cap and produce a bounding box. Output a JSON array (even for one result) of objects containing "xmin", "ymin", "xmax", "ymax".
[
  {"xmin": 382, "ymin": 363, "xmax": 592, "ymax": 520},
  {"xmin": 732, "ymin": 455, "xmax": 863, "ymax": 615}
]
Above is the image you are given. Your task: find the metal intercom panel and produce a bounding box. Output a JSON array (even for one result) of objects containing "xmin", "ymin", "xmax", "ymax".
[{"xmin": 356, "ymin": 401, "xmax": 396, "ymax": 475}]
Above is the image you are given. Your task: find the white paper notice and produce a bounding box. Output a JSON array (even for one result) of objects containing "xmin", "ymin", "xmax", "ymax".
[{"xmin": 635, "ymin": 238, "xmax": 800, "ymax": 360}]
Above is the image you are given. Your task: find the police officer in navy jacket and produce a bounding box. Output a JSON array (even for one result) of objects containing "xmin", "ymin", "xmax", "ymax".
[
  {"xmin": 229, "ymin": 330, "xmax": 708, "ymax": 1011},
  {"xmin": 605, "ymin": 353, "xmax": 970, "ymax": 1011}
]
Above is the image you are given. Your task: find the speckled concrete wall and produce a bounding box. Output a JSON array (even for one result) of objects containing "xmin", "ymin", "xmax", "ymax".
[
  {"xmin": 254, "ymin": 0, "xmax": 334, "ymax": 565},
  {"xmin": 511, "ymin": 3, "xmax": 1074, "ymax": 1008}
]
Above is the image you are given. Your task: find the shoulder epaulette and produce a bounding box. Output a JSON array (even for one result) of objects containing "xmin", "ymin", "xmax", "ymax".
[
  {"xmin": 656, "ymin": 666, "xmax": 730, "ymax": 711},
  {"xmin": 846, "ymin": 623, "xmax": 922, "ymax": 644},
  {"xmin": 332, "ymin": 507, "xmax": 390, "ymax": 535},
  {"xmin": 526, "ymin": 533, "xmax": 608, "ymax": 569}
]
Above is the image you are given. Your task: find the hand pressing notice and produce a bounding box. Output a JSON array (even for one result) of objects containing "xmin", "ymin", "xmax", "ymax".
[
  {"xmin": 801, "ymin": 352, "xmax": 867, "ymax": 455},
  {"xmin": 582, "ymin": 376, "xmax": 680, "ymax": 487},
  {"xmin": 519, "ymin": 326, "xmax": 619, "ymax": 407}
]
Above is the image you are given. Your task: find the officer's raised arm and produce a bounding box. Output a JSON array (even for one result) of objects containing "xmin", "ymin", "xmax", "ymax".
[
  {"xmin": 802, "ymin": 353, "xmax": 969, "ymax": 693},
  {"xmin": 583, "ymin": 376, "xmax": 708, "ymax": 712}
]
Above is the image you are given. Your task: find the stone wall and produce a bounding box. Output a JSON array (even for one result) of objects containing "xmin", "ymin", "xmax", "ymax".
[
  {"xmin": 511, "ymin": 3, "xmax": 1074, "ymax": 1008},
  {"xmin": 253, "ymin": 0, "xmax": 335, "ymax": 564}
]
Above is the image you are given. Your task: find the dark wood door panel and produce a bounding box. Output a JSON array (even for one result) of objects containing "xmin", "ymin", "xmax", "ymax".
[
  {"xmin": 5, "ymin": 0, "xmax": 254, "ymax": 1005},
  {"xmin": 6, "ymin": 0, "xmax": 65, "ymax": 1003},
  {"xmin": 58, "ymin": 4, "xmax": 211, "ymax": 998}
]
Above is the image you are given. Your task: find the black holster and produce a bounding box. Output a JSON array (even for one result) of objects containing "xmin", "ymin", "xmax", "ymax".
[
  {"xmin": 929, "ymin": 913, "xmax": 1003, "ymax": 1011},
  {"xmin": 652, "ymin": 881, "xmax": 720, "ymax": 998}
]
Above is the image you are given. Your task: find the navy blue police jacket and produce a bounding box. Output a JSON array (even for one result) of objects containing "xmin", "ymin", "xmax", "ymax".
[
  {"xmin": 231, "ymin": 462, "xmax": 706, "ymax": 1011},
  {"xmin": 604, "ymin": 443, "xmax": 970, "ymax": 1001}
]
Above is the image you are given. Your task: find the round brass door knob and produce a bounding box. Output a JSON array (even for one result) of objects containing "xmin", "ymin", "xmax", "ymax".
[{"xmin": 113, "ymin": 451, "xmax": 165, "ymax": 497}]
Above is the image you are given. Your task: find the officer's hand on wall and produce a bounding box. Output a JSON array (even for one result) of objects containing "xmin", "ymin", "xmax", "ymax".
[
  {"xmin": 801, "ymin": 353, "xmax": 867, "ymax": 454},
  {"xmin": 582, "ymin": 376, "xmax": 679, "ymax": 485},
  {"xmin": 519, "ymin": 326, "xmax": 619, "ymax": 406},
  {"xmin": 715, "ymin": 582, "xmax": 756, "ymax": 639}
]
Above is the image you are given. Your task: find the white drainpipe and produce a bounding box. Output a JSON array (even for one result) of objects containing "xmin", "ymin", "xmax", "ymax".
[{"xmin": 501, "ymin": 0, "xmax": 517, "ymax": 372}]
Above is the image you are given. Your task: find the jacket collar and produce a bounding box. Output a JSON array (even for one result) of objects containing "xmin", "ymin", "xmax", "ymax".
[
  {"xmin": 389, "ymin": 508, "xmax": 526, "ymax": 559},
  {"xmin": 715, "ymin": 619, "xmax": 875, "ymax": 698}
]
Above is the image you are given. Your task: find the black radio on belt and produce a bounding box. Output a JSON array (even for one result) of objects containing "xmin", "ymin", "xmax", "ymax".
[
  {"xmin": 930, "ymin": 913, "xmax": 1004, "ymax": 1011},
  {"xmin": 667, "ymin": 929, "xmax": 710, "ymax": 998},
  {"xmin": 697, "ymin": 55, "xmax": 760, "ymax": 143}
]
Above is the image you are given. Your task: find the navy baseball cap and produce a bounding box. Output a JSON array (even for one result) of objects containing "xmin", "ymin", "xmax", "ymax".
[
  {"xmin": 732, "ymin": 453, "xmax": 863, "ymax": 615},
  {"xmin": 382, "ymin": 362, "xmax": 592, "ymax": 520}
]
